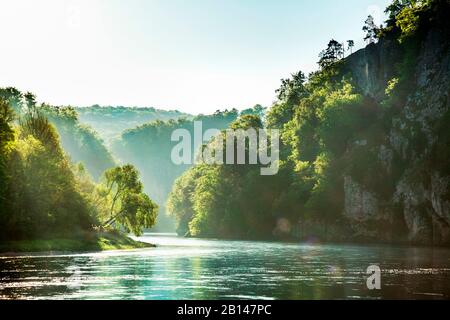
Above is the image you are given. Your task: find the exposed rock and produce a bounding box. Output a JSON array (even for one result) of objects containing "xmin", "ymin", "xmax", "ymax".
[
  {"xmin": 342, "ymin": 22, "xmax": 450, "ymax": 246},
  {"xmin": 344, "ymin": 39, "xmax": 401, "ymax": 101},
  {"xmin": 378, "ymin": 145, "xmax": 393, "ymax": 173},
  {"xmin": 343, "ymin": 176, "xmax": 379, "ymax": 221}
]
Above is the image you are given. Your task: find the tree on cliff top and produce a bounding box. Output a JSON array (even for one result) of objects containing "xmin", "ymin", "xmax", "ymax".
[{"xmin": 318, "ymin": 40, "xmax": 344, "ymax": 69}]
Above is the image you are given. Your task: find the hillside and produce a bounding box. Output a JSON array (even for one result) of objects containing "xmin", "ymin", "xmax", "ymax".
[
  {"xmin": 75, "ymin": 105, "xmax": 190, "ymax": 145},
  {"xmin": 111, "ymin": 109, "xmax": 246, "ymax": 230},
  {"xmin": 0, "ymin": 89, "xmax": 158, "ymax": 248},
  {"xmin": 167, "ymin": 0, "xmax": 450, "ymax": 245}
]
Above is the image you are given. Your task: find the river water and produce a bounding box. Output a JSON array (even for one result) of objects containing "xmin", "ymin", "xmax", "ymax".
[{"xmin": 1, "ymin": 233, "xmax": 450, "ymax": 300}]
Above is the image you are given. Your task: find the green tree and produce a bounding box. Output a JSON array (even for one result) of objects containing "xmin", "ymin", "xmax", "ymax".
[
  {"xmin": 267, "ymin": 71, "xmax": 309, "ymax": 129},
  {"xmin": 0, "ymin": 99, "xmax": 15, "ymax": 223},
  {"xmin": 276, "ymin": 71, "xmax": 308, "ymax": 105},
  {"xmin": 363, "ymin": 15, "xmax": 380, "ymax": 43},
  {"xmin": 0, "ymin": 87, "xmax": 23, "ymax": 114},
  {"xmin": 318, "ymin": 40, "xmax": 344, "ymax": 69},
  {"xmin": 43, "ymin": 104, "xmax": 116, "ymax": 180},
  {"xmin": 347, "ymin": 40, "xmax": 355, "ymax": 54},
  {"xmin": 101, "ymin": 165, "xmax": 158, "ymax": 236},
  {"xmin": 241, "ymin": 104, "xmax": 266, "ymax": 119},
  {"xmin": 385, "ymin": 0, "xmax": 418, "ymax": 26}
]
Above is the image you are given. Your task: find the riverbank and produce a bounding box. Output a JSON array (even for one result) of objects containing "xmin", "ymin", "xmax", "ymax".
[{"xmin": 0, "ymin": 231, "xmax": 154, "ymax": 254}]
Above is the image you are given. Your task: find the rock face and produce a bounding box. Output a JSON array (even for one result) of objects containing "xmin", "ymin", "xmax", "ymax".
[
  {"xmin": 341, "ymin": 22, "xmax": 450, "ymax": 245},
  {"xmin": 344, "ymin": 176, "xmax": 379, "ymax": 221},
  {"xmin": 344, "ymin": 39, "xmax": 401, "ymax": 100}
]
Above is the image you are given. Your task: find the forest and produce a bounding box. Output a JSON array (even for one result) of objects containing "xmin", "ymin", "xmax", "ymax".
[
  {"xmin": 111, "ymin": 107, "xmax": 264, "ymax": 230},
  {"xmin": 1, "ymin": 0, "xmax": 449, "ymax": 249},
  {"xmin": 0, "ymin": 88, "xmax": 158, "ymax": 249},
  {"xmin": 167, "ymin": 0, "xmax": 450, "ymax": 245},
  {"xmin": 75, "ymin": 105, "xmax": 188, "ymax": 145}
]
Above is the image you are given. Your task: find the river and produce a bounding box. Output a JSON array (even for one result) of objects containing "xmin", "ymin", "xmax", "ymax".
[{"xmin": 1, "ymin": 233, "xmax": 450, "ymax": 300}]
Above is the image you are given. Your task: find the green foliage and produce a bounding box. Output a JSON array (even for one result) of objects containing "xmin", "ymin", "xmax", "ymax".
[
  {"xmin": 318, "ymin": 40, "xmax": 344, "ymax": 69},
  {"xmin": 0, "ymin": 99, "xmax": 15, "ymax": 218},
  {"xmin": 167, "ymin": 79, "xmax": 364, "ymax": 238},
  {"xmin": 2, "ymin": 0, "xmax": 448, "ymax": 245},
  {"xmin": 304, "ymin": 152, "xmax": 344, "ymax": 221},
  {"xmin": 230, "ymin": 114, "xmax": 263, "ymax": 130},
  {"xmin": 75, "ymin": 105, "xmax": 189, "ymax": 144},
  {"xmin": 240, "ymin": 104, "xmax": 266, "ymax": 119},
  {"xmin": 396, "ymin": 4, "xmax": 422, "ymax": 41},
  {"xmin": 0, "ymin": 87, "xmax": 23, "ymax": 114},
  {"xmin": 385, "ymin": 78, "xmax": 400, "ymax": 96},
  {"xmin": 363, "ymin": 15, "xmax": 381, "ymax": 43},
  {"xmin": 167, "ymin": 165, "xmax": 207, "ymax": 235},
  {"xmin": 1, "ymin": 107, "xmax": 95, "ymax": 240},
  {"xmin": 0, "ymin": 92, "xmax": 158, "ymax": 242},
  {"xmin": 267, "ymin": 71, "xmax": 308, "ymax": 130},
  {"xmin": 347, "ymin": 40, "xmax": 355, "ymax": 53},
  {"xmin": 43, "ymin": 105, "xmax": 116, "ymax": 180},
  {"xmin": 317, "ymin": 82, "xmax": 366, "ymax": 156},
  {"xmin": 101, "ymin": 165, "xmax": 158, "ymax": 236},
  {"xmin": 276, "ymin": 71, "xmax": 308, "ymax": 105},
  {"xmin": 189, "ymin": 166, "xmax": 224, "ymax": 237},
  {"xmin": 112, "ymin": 109, "xmax": 239, "ymax": 230},
  {"xmin": 383, "ymin": 0, "xmax": 448, "ymax": 41}
]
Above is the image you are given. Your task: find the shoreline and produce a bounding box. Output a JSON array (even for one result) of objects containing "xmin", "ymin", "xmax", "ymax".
[
  {"xmin": 0, "ymin": 231, "xmax": 155, "ymax": 255},
  {"xmin": 179, "ymin": 233, "xmax": 450, "ymax": 250}
]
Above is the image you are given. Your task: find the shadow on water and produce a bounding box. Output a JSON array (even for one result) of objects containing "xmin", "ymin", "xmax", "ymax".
[{"xmin": 1, "ymin": 233, "xmax": 450, "ymax": 300}]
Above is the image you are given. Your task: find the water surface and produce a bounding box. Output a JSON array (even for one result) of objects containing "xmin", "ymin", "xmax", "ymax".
[{"xmin": 1, "ymin": 233, "xmax": 450, "ymax": 300}]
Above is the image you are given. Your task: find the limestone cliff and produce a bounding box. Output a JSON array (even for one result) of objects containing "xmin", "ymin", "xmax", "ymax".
[{"xmin": 339, "ymin": 10, "xmax": 450, "ymax": 245}]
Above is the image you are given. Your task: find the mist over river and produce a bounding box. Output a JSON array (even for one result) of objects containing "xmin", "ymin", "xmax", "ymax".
[{"xmin": 1, "ymin": 233, "xmax": 450, "ymax": 300}]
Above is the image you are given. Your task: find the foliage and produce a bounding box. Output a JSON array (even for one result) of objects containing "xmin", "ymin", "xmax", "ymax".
[
  {"xmin": 318, "ymin": 40, "xmax": 344, "ymax": 69},
  {"xmin": 1, "ymin": 108, "xmax": 95, "ymax": 240},
  {"xmin": 75, "ymin": 105, "xmax": 189, "ymax": 144},
  {"xmin": 166, "ymin": 0, "xmax": 447, "ymax": 240},
  {"xmin": 100, "ymin": 165, "xmax": 158, "ymax": 236},
  {"xmin": 347, "ymin": 40, "xmax": 355, "ymax": 53},
  {"xmin": 363, "ymin": 15, "xmax": 381, "ymax": 43},
  {"xmin": 0, "ymin": 92, "xmax": 158, "ymax": 241},
  {"xmin": 42, "ymin": 104, "xmax": 116, "ymax": 180},
  {"xmin": 2, "ymin": 0, "xmax": 448, "ymax": 244},
  {"xmin": 0, "ymin": 99, "xmax": 15, "ymax": 218},
  {"xmin": 112, "ymin": 109, "xmax": 239, "ymax": 230}
]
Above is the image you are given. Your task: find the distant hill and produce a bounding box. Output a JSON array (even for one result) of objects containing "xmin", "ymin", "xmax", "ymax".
[
  {"xmin": 75, "ymin": 105, "xmax": 191, "ymax": 145},
  {"xmin": 111, "ymin": 110, "xmax": 242, "ymax": 231},
  {"xmin": 42, "ymin": 106, "xmax": 117, "ymax": 181}
]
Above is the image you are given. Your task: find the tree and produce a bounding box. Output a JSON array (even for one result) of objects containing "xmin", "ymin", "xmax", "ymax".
[
  {"xmin": 24, "ymin": 92, "xmax": 37, "ymax": 112},
  {"xmin": 44, "ymin": 105, "xmax": 116, "ymax": 181},
  {"xmin": 276, "ymin": 71, "xmax": 308, "ymax": 104},
  {"xmin": 241, "ymin": 104, "xmax": 266, "ymax": 119},
  {"xmin": 385, "ymin": 0, "xmax": 417, "ymax": 26},
  {"xmin": 347, "ymin": 40, "xmax": 355, "ymax": 54},
  {"xmin": 20, "ymin": 104, "xmax": 61, "ymax": 152},
  {"xmin": 2, "ymin": 94, "xmax": 96, "ymax": 239},
  {"xmin": 101, "ymin": 164, "xmax": 158, "ymax": 236},
  {"xmin": 318, "ymin": 40, "xmax": 344, "ymax": 69},
  {"xmin": 0, "ymin": 99, "xmax": 15, "ymax": 218},
  {"xmin": 363, "ymin": 15, "xmax": 380, "ymax": 43},
  {"xmin": 0, "ymin": 87, "xmax": 23, "ymax": 114},
  {"xmin": 267, "ymin": 71, "xmax": 309, "ymax": 129},
  {"xmin": 230, "ymin": 114, "xmax": 263, "ymax": 130}
]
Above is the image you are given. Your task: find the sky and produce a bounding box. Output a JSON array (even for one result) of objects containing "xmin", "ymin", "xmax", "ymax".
[{"xmin": 0, "ymin": 0, "xmax": 391, "ymax": 114}]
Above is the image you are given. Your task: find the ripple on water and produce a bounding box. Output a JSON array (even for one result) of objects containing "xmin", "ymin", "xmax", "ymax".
[{"xmin": 1, "ymin": 234, "xmax": 450, "ymax": 300}]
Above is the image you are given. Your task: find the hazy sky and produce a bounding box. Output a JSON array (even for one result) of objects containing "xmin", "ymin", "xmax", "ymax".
[{"xmin": 0, "ymin": 0, "xmax": 391, "ymax": 114}]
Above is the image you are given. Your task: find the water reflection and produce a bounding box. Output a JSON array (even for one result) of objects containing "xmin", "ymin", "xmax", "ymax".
[{"xmin": 1, "ymin": 233, "xmax": 450, "ymax": 300}]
